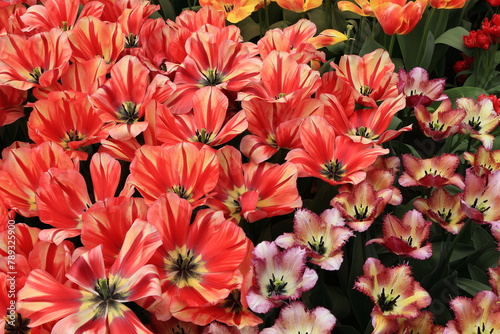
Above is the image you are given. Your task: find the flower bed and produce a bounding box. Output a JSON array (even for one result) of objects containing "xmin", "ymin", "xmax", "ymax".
[{"xmin": 1, "ymin": 0, "xmax": 500, "ymax": 333}]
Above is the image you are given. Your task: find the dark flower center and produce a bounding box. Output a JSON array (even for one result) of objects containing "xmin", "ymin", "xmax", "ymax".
[
  {"xmin": 437, "ymin": 209, "xmax": 452, "ymax": 223},
  {"xmin": 170, "ymin": 185, "xmax": 191, "ymax": 200},
  {"xmin": 194, "ymin": 128, "xmax": 213, "ymax": 144},
  {"xmin": 266, "ymin": 273, "xmax": 288, "ymax": 297},
  {"xmin": 429, "ymin": 121, "xmax": 445, "ymax": 131},
  {"xmin": 471, "ymin": 197, "xmax": 490, "ymax": 213},
  {"xmin": 117, "ymin": 101, "xmax": 139, "ymax": 124},
  {"xmin": 167, "ymin": 249, "xmax": 203, "ymax": 285},
  {"xmin": 308, "ymin": 235, "xmax": 326, "ymax": 255},
  {"xmin": 321, "ymin": 159, "xmax": 346, "ymax": 181},
  {"xmin": 200, "ymin": 68, "xmax": 224, "ymax": 86},
  {"xmin": 468, "ymin": 116, "xmax": 482, "ymax": 131},
  {"xmin": 219, "ymin": 290, "xmax": 243, "ymax": 314},
  {"xmin": 476, "ymin": 322, "xmax": 495, "ymax": 334},
  {"xmin": 4, "ymin": 313, "xmax": 31, "ymax": 334},
  {"xmin": 354, "ymin": 204, "xmax": 369, "ymax": 220},
  {"xmin": 29, "ymin": 67, "xmax": 43, "ymax": 84},
  {"xmin": 125, "ymin": 33, "xmax": 139, "ymax": 48},
  {"xmin": 377, "ymin": 288, "xmax": 400, "ymax": 312},
  {"xmin": 360, "ymin": 85, "xmax": 373, "ymax": 96}
]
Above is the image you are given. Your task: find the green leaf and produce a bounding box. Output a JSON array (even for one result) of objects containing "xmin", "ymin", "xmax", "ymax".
[
  {"xmin": 328, "ymin": 286, "xmax": 352, "ymax": 319},
  {"xmin": 346, "ymin": 235, "xmax": 372, "ymax": 329},
  {"xmin": 157, "ymin": 0, "xmax": 176, "ymax": 20},
  {"xmin": 457, "ymin": 278, "xmax": 491, "ymax": 296},
  {"xmin": 443, "ymin": 86, "xmax": 487, "ymax": 105},
  {"xmin": 487, "ymin": 84, "xmax": 500, "ymax": 94},
  {"xmin": 472, "ymin": 226, "xmax": 496, "ymax": 250},
  {"xmin": 435, "ymin": 26, "xmax": 472, "ymax": 56},
  {"xmin": 449, "ymin": 243, "xmax": 476, "ymax": 262},
  {"xmin": 236, "ymin": 16, "xmax": 261, "ymax": 41},
  {"xmin": 427, "ymin": 272, "xmax": 457, "ymax": 324},
  {"xmin": 358, "ymin": 37, "xmax": 385, "ymax": 57},
  {"xmin": 419, "ymin": 31, "xmax": 435, "ymax": 69},
  {"xmin": 307, "ymin": 7, "xmax": 328, "ymax": 33},
  {"xmin": 469, "ymin": 248, "xmax": 500, "ymax": 270},
  {"xmin": 468, "ymin": 263, "xmax": 489, "ymax": 283}
]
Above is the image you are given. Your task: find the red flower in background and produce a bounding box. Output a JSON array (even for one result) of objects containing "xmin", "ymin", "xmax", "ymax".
[
  {"xmin": 478, "ymin": 93, "xmax": 500, "ymax": 114},
  {"xmin": 482, "ymin": 14, "xmax": 500, "ymax": 42},
  {"xmin": 487, "ymin": 0, "xmax": 500, "ymax": 6},
  {"xmin": 463, "ymin": 29, "xmax": 491, "ymax": 49},
  {"xmin": 452, "ymin": 53, "xmax": 474, "ymax": 84}
]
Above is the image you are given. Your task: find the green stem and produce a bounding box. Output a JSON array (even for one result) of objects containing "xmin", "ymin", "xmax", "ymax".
[
  {"xmin": 264, "ymin": 0, "xmax": 270, "ymax": 31},
  {"xmin": 434, "ymin": 7, "xmax": 447, "ymax": 38},
  {"xmin": 325, "ymin": 0, "xmax": 332, "ymax": 27},
  {"xmin": 258, "ymin": 9, "xmax": 263, "ymax": 38},
  {"xmin": 187, "ymin": 0, "xmax": 192, "ymax": 10},
  {"xmin": 388, "ymin": 34, "xmax": 396, "ymax": 57},
  {"xmin": 415, "ymin": 7, "xmax": 436, "ymax": 67},
  {"xmin": 466, "ymin": 134, "xmax": 473, "ymax": 153}
]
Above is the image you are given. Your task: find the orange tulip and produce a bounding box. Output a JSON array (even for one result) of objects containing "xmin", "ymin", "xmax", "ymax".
[
  {"xmin": 371, "ymin": 0, "xmax": 428, "ymax": 35},
  {"xmin": 199, "ymin": 0, "xmax": 262, "ymax": 23},
  {"xmin": 272, "ymin": 0, "xmax": 322, "ymax": 13},
  {"xmin": 429, "ymin": 0, "xmax": 467, "ymax": 8},
  {"xmin": 337, "ymin": 0, "xmax": 375, "ymax": 16}
]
